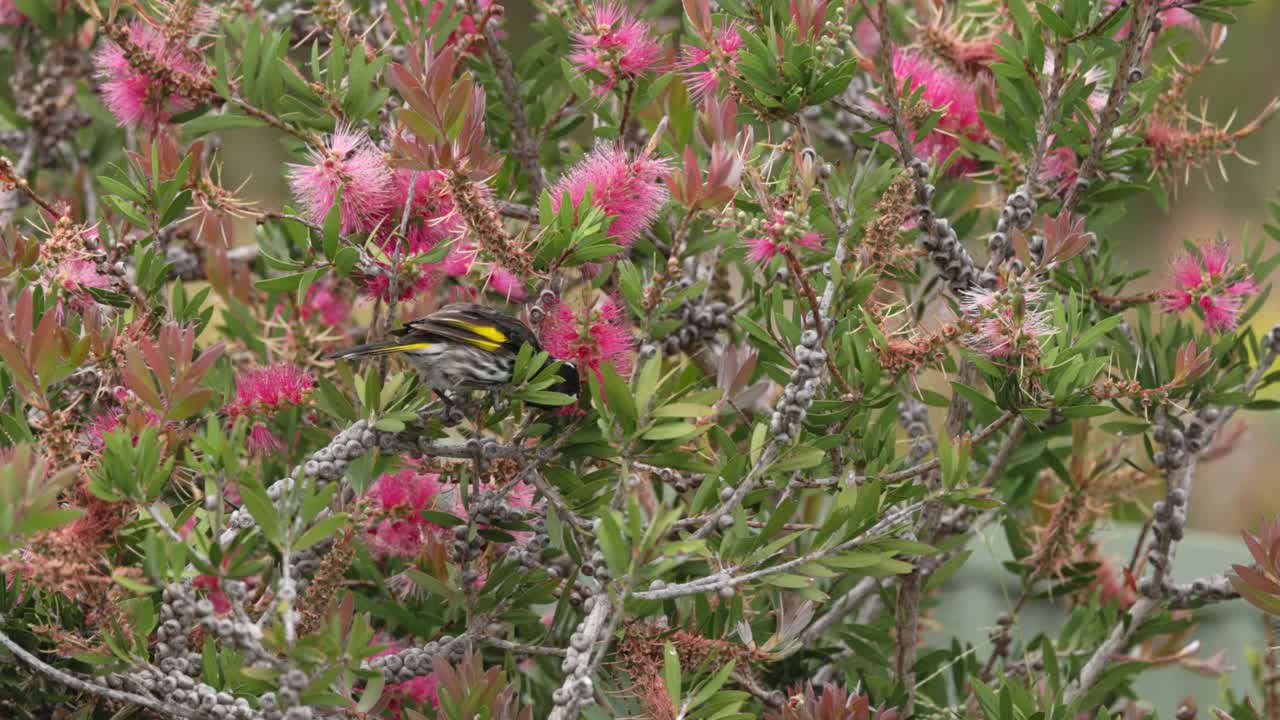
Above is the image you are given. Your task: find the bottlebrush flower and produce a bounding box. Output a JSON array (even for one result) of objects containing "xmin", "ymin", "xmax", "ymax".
[
  {"xmin": 744, "ymin": 210, "xmax": 824, "ymax": 264},
  {"xmin": 1161, "ymin": 240, "xmax": 1256, "ymax": 332},
  {"xmin": 550, "ymin": 146, "xmax": 670, "ymax": 250},
  {"xmin": 569, "ymin": 3, "xmax": 663, "ymax": 93},
  {"xmin": 486, "ymin": 266, "xmax": 528, "ymax": 301},
  {"xmin": 386, "ymin": 674, "xmax": 441, "ymax": 718},
  {"xmin": 676, "ymin": 23, "xmax": 744, "ymax": 99},
  {"xmin": 246, "ymin": 423, "xmax": 283, "ymax": 453},
  {"xmin": 288, "ymin": 127, "xmax": 394, "ymax": 234},
  {"xmin": 363, "ymin": 170, "xmax": 465, "ymax": 301},
  {"xmin": 300, "ymin": 279, "xmax": 351, "ymax": 327},
  {"xmin": 52, "ymin": 259, "xmax": 111, "ymax": 309},
  {"xmin": 225, "ymin": 364, "xmax": 315, "ymax": 418},
  {"xmin": 364, "ymin": 468, "xmax": 444, "ymax": 558},
  {"xmin": 887, "ymin": 50, "xmax": 986, "ymax": 175},
  {"xmin": 959, "ymin": 282, "xmax": 1051, "ymax": 358},
  {"xmin": 0, "ymin": 0, "xmax": 24, "ymax": 25},
  {"xmin": 541, "ymin": 294, "xmax": 637, "ymax": 383},
  {"xmin": 93, "ymin": 21, "xmax": 209, "ymax": 131}
]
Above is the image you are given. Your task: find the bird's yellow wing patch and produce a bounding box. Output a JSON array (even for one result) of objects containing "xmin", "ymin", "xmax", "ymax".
[{"xmin": 450, "ymin": 321, "xmax": 508, "ymax": 344}]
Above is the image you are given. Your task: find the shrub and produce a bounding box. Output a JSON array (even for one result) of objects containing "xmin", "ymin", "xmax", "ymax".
[{"xmin": 2, "ymin": 0, "xmax": 1280, "ymax": 718}]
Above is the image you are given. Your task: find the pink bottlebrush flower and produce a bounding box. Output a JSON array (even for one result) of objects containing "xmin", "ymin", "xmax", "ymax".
[
  {"xmin": 487, "ymin": 266, "xmax": 528, "ymax": 301},
  {"xmin": 300, "ymin": 279, "xmax": 351, "ymax": 327},
  {"xmin": 364, "ymin": 468, "xmax": 445, "ymax": 558},
  {"xmin": 288, "ymin": 127, "xmax": 394, "ymax": 234},
  {"xmin": 550, "ymin": 146, "xmax": 671, "ymax": 250},
  {"xmin": 246, "ymin": 422, "xmax": 283, "ymax": 453},
  {"xmin": 677, "ymin": 24, "xmax": 744, "ymax": 99},
  {"xmin": 193, "ymin": 574, "xmax": 231, "ymax": 614},
  {"xmin": 364, "ymin": 170, "xmax": 469, "ymax": 301},
  {"xmin": 570, "ymin": 3, "xmax": 663, "ymax": 93},
  {"xmin": 959, "ymin": 283, "xmax": 1051, "ymax": 358},
  {"xmin": 540, "ymin": 294, "xmax": 637, "ymax": 384},
  {"xmin": 0, "ymin": 0, "xmax": 25, "ymax": 26},
  {"xmin": 744, "ymin": 209, "xmax": 824, "ymax": 264},
  {"xmin": 390, "ymin": 169, "xmax": 463, "ymax": 255},
  {"xmin": 853, "ymin": 19, "xmax": 880, "ymax": 57},
  {"xmin": 53, "ymin": 259, "xmax": 112, "ymax": 309},
  {"xmin": 386, "ymin": 674, "xmax": 441, "ymax": 717},
  {"xmin": 226, "ymin": 364, "xmax": 315, "ymax": 418},
  {"xmin": 1161, "ymin": 240, "xmax": 1256, "ymax": 332},
  {"xmin": 1039, "ymin": 146, "xmax": 1079, "ymax": 196},
  {"xmin": 93, "ymin": 21, "xmax": 208, "ymax": 131},
  {"xmin": 83, "ymin": 411, "xmax": 123, "ymax": 450},
  {"xmin": 886, "ymin": 50, "xmax": 986, "ymax": 175}
]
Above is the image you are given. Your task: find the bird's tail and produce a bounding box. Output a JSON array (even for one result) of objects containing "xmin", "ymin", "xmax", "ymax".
[{"xmin": 323, "ymin": 340, "xmax": 428, "ymax": 361}]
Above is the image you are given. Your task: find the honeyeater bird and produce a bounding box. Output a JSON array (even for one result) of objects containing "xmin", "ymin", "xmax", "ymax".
[{"xmin": 323, "ymin": 304, "xmax": 580, "ymax": 409}]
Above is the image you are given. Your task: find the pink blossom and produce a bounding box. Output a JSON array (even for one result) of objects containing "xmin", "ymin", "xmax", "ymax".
[
  {"xmin": 288, "ymin": 127, "xmax": 393, "ymax": 234},
  {"xmin": 570, "ymin": 3, "xmax": 663, "ymax": 92},
  {"xmin": 300, "ymin": 279, "xmax": 351, "ymax": 327},
  {"xmin": 0, "ymin": 0, "xmax": 25, "ymax": 26},
  {"xmin": 53, "ymin": 259, "xmax": 111, "ymax": 309},
  {"xmin": 960, "ymin": 283, "xmax": 1051, "ymax": 358},
  {"xmin": 550, "ymin": 146, "xmax": 671, "ymax": 250},
  {"xmin": 247, "ymin": 422, "xmax": 282, "ymax": 453},
  {"xmin": 487, "ymin": 266, "xmax": 528, "ymax": 301},
  {"xmin": 677, "ymin": 24, "xmax": 744, "ymax": 99},
  {"xmin": 540, "ymin": 294, "xmax": 636, "ymax": 383},
  {"xmin": 1161, "ymin": 241, "xmax": 1256, "ymax": 332},
  {"xmin": 853, "ymin": 19, "xmax": 880, "ymax": 56},
  {"xmin": 83, "ymin": 411, "xmax": 124, "ymax": 450},
  {"xmin": 364, "ymin": 469, "xmax": 445, "ymax": 558},
  {"xmin": 226, "ymin": 364, "xmax": 315, "ymax": 418},
  {"xmin": 93, "ymin": 21, "xmax": 209, "ymax": 131},
  {"xmin": 419, "ymin": 0, "xmax": 492, "ymax": 53},
  {"xmin": 886, "ymin": 50, "xmax": 986, "ymax": 175},
  {"xmin": 744, "ymin": 209, "xmax": 824, "ymax": 264},
  {"xmin": 364, "ymin": 170, "xmax": 468, "ymax": 301},
  {"xmin": 193, "ymin": 574, "xmax": 231, "ymax": 614},
  {"xmin": 1039, "ymin": 146, "xmax": 1079, "ymax": 196}
]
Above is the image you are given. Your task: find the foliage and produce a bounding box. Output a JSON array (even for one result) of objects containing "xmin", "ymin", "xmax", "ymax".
[{"xmin": 1, "ymin": 0, "xmax": 1280, "ymax": 718}]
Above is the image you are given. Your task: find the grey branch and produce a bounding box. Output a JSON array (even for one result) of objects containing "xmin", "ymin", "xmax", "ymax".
[
  {"xmin": 0, "ymin": 621, "xmax": 203, "ymax": 719},
  {"xmin": 483, "ymin": 19, "xmax": 544, "ymax": 195},
  {"xmin": 1065, "ymin": 323, "xmax": 1280, "ymax": 703}
]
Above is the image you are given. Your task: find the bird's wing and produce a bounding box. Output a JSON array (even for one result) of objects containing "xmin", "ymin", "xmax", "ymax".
[{"xmin": 399, "ymin": 305, "xmax": 528, "ymax": 353}]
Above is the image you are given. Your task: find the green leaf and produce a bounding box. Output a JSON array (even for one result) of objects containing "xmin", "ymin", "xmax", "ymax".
[
  {"xmin": 237, "ymin": 480, "xmax": 280, "ymax": 545},
  {"xmin": 664, "ymin": 642, "xmax": 682, "ymax": 708},
  {"xmin": 356, "ymin": 673, "xmax": 385, "ymax": 713},
  {"xmin": 182, "ymin": 113, "xmax": 269, "ymax": 137},
  {"xmin": 653, "ymin": 403, "xmax": 715, "ymax": 419},
  {"xmin": 421, "ymin": 510, "xmax": 467, "ymax": 527},
  {"xmin": 596, "ymin": 511, "xmax": 629, "ymax": 577},
  {"xmin": 294, "ymin": 514, "xmax": 348, "ymax": 551},
  {"xmin": 642, "ymin": 422, "xmax": 701, "ymax": 441}
]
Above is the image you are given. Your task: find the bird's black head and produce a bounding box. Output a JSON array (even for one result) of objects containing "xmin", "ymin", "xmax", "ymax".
[{"xmin": 551, "ymin": 360, "xmax": 581, "ymax": 401}]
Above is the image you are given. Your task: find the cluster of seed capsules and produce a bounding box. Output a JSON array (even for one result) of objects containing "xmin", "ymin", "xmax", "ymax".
[
  {"xmin": 661, "ymin": 291, "xmax": 736, "ymax": 356},
  {"xmin": 105, "ymin": 582, "xmax": 258, "ymax": 719},
  {"xmin": 897, "ymin": 398, "xmax": 936, "ymax": 463},
  {"xmin": 769, "ymin": 329, "xmax": 827, "ymax": 443},
  {"xmin": 6, "ymin": 39, "xmax": 92, "ymax": 164},
  {"xmin": 909, "ymin": 159, "xmax": 980, "ymax": 296},
  {"xmin": 983, "ymin": 184, "xmax": 1038, "ymax": 278},
  {"xmin": 548, "ymin": 602, "xmax": 607, "ymax": 712},
  {"xmin": 221, "ymin": 420, "xmax": 381, "ymax": 544},
  {"xmin": 365, "ymin": 635, "xmax": 469, "ymax": 684}
]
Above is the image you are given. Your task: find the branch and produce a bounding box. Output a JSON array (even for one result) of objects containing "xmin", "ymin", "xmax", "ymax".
[
  {"xmin": 482, "ymin": 17, "xmax": 545, "ymax": 196},
  {"xmin": 635, "ymin": 500, "xmax": 922, "ymax": 601},
  {"xmin": 1065, "ymin": 324, "xmax": 1280, "ymax": 703},
  {"xmin": 0, "ymin": 622, "xmax": 200, "ymax": 719}
]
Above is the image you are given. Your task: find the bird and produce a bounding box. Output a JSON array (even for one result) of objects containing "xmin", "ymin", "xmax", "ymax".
[{"xmin": 323, "ymin": 304, "xmax": 580, "ymax": 412}]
